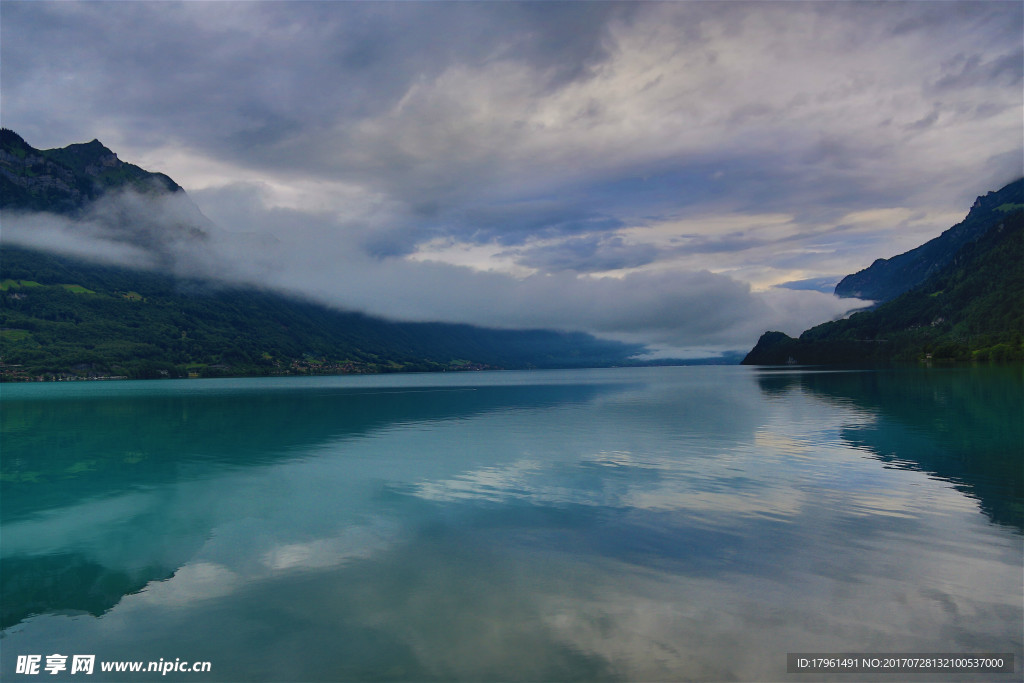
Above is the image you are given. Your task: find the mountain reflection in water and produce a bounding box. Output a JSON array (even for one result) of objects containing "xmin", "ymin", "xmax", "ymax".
[
  {"xmin": 756, "ymin": 366, "xmax": 1023, "ymax": 533},
  {"xmin": 2, "ymin": 367, "xmax": 1020, "ymax": 681}
]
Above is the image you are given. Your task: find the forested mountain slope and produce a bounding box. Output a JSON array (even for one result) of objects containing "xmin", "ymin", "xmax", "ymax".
[
  {"xmin": 744, "ymin": 180, "xmax": 1024, "ymax": 365},
  {"xmin": 834, "ymin": 178, "xmax": 1024, "ymax": 302},
  {"xmin": 0, "ymin": 246, "xmax": 641, "ymax": 380}
]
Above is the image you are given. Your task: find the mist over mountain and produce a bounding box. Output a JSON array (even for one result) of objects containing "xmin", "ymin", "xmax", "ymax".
[
  {"xmin": 1, "ymin": 128, "xmax": 219, "ymax": 274},
  {"xmin": 1, "ymin": 130, "xmax": 652, "ymax": 380},
  {"xmin": 9, "ymin": 130, "xmax": 1019, "ymax": 376},
  {"xmin": 1, "ymin": 128, "xmax": 178, "ymax": 212},
  {"xmin": 2, "ymin": 128, "xmax": 872, "ymax": 359}
]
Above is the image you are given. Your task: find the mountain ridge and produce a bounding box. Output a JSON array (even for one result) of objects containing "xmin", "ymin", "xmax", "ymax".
[
  {"xmin": 833, "ymin": 178, "xmax": 1024, "ymax": 302},
  {"xmin": 0, "ymin": 129, "xmax": 183, "ymax": 215},
  {"xmin": 744, "ymin": 179, "xmax": 1024, "ymax": 365}
]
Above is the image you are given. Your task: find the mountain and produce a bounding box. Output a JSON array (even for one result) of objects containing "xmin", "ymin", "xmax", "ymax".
[
  {"xmin": 0, "ymin": 129, "xmax": 182, "ymax": 215},
  {"xmin": 834, "ymin": 178, "xmax": 1024, "ymax": 302},
  {"xmin": 744, "ymin": 178, "xmax": 1024, "ymax": 365},
  {"xmin": 1, "ymin": 131, "xmax": 644, "ymax": 380},
  {"xmin": 1, "ymin": 244, "xmax": 643, "ymax": 379},
  {"xmin": 1, "ymin": 129, "xmax": 213, "ymax": 256}
]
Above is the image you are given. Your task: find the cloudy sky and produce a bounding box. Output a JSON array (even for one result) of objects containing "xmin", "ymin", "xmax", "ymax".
[{"xmin": 2, "ymin": 1, "xmax": 1021, "ymax": 357}]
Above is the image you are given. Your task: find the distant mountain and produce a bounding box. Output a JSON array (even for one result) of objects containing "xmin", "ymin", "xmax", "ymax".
[
  {"xmin": 0, "ymin": 131, "xmax": 645, "ymax": 379},
  {"xmin": 834, "ymin": 178, "xmax": 1024, "ymax": 302},
  {"xmin": 744, "ymin": 178, "xmax": 1024, "ymax": 365}
]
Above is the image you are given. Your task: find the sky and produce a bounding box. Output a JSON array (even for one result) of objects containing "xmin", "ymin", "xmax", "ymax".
[{"xmin": 2, "ymin": 1, "xmax": 1022, "ymax": 357}]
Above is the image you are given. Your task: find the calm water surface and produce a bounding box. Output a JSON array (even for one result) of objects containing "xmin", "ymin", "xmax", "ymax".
[{"xmin": 2, "ymin": 366, "xmax": 1021, "ymax": 681}]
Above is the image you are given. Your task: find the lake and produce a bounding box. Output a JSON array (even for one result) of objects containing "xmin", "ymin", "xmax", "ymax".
[{"xmin": 1, "ymin": 366, "xmax": 1021, "ymax": 681}]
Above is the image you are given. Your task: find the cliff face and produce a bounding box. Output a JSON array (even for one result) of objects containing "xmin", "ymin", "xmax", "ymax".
[
  {"xmin": 0, "ymin": 129, "xmax": 182, "ymax": 216},
  {"xmin": 834, "ymin": 178, "xmax": 1024, "ymax": 302},
  {"xmin": 0, "ymin": 130, "xmax": 94, "ymax": 213}
]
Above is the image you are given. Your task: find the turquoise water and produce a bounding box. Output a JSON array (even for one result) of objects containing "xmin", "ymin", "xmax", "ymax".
[{"xmin": 1, "ymin": 366, "xmax": 1021, "ymax": 681}]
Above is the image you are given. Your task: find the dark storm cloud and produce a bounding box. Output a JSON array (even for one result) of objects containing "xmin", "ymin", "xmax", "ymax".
[
  {"xmin": 2, "ymin": 3, "xmax": 413, "ymax": 148},
  {"xmin": 6, "ymin": 1, "xmax": 1019, "ymax": 219},
  {"xmin": 2, "ymin": 2, "xmax": 629, "ymax": 162}
]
